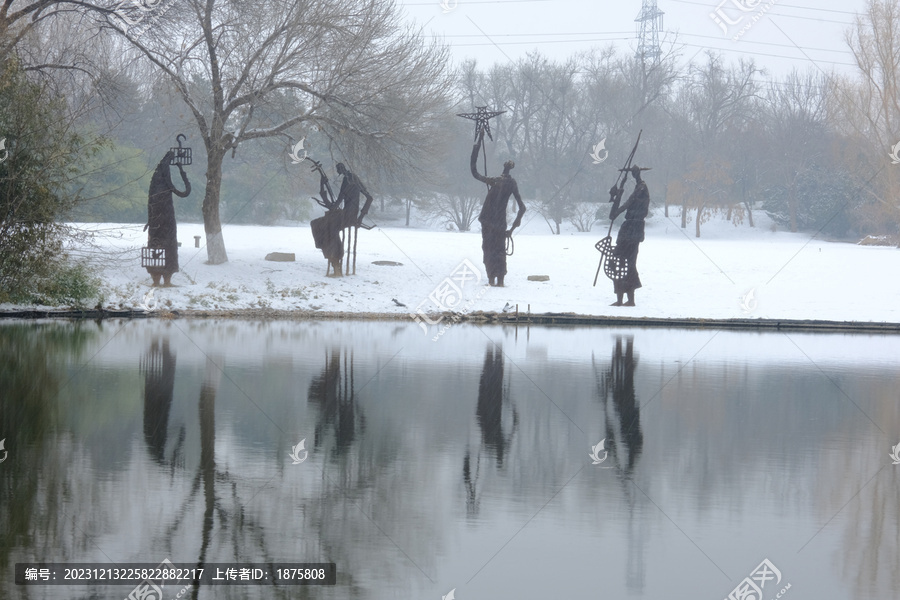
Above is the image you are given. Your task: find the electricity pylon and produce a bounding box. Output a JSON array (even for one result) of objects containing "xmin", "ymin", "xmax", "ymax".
[{"xmin": 635, "ymin": 0, "xmax": 664, "ymax": 63}]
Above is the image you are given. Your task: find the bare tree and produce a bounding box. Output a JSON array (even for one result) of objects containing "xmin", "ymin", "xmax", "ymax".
[
  {"xmin": 668, "ymin": 157, "xmax": 733, "ymax": 237},
  {"xmin": 106, "ymin": 0, "xmax": 451, "ymax": 264},
  {"xmin": 1, "ymin": 0, "xmax": 79, "ymax": 59},
  {"xmin": 836, "ymin": 0, "xmax": 900, "ymax": 230},
  {"xmin": 764, "ymin": 70, "xmax": 830, "ymax": 231},
  {"xmin": 568, "ymin": 201, "xmax": 598, "ymax": 232},
  {"xmin": 422, "ymin": 192, "xmax": 481, "ymax": 232},
  {"xmin": 673, "ymin": 53, "xmax": 760, "ymax": 232}
]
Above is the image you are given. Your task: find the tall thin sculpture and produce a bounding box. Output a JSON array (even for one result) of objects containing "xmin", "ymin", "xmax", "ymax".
[
  {"xmin": 335, "ymin": 162, "xmax": 374, "ymax": 275},
  {"xmin": 608, "ymin": 165, "xmax": 651, "ymax": 306},
  {"xmin": 470, "ymin": 128, "xmax": 526, "ymax": 287},
  {"xmin": 308, "ymin": 158, "xmax": 345, "ymax": 277},
  {"xmin": 144, "ymin": 140, "xmax": 191, "ymax": 286}
]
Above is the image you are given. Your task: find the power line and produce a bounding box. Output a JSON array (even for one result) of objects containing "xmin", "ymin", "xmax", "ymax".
[
  {"xmin": 446, "ymin": 36, "xmax": 855, "ymax": 67},
  {"xmin": 451, "ymin": 37, "xmax": 633, "ymax": 47},
  {"xmin": 677, "ymin": 42, "xmax": 856, "ymax": 67},
  {"xmin": 669, "ymin": 0, "xmax": 854, "ymax": 25},
  {"xmin": 400, "ymin": 0, "xmax": 560, "ymax": 5},
  {"xmin": 668, "ymin": 0, "xmax": 861, "ymax": 17},
  {"xmin": 677, "ymin": 31, "xmax": 852, "ymax": 55},
  {"xmin": 439, "ymin": 31, "xmax": 633, "ymax": 38},
  {"xmin": 442, "ymin": 29, "xmax": 852, "ymax": 56}
]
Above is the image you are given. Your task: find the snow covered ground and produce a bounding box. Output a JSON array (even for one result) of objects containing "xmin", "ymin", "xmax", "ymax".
[{"xmin": 4, "ymin": 207, "xmax": 899, "ymax": 323}]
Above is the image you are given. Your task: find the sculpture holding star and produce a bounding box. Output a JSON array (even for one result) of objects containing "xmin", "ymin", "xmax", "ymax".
[
  {"xmin": 457, "ymin": 106, "xmax": 506, "ymax": 142},
  {"xmin": 458, "ymin": 106, "xmax": 506, "ymax": 179}
]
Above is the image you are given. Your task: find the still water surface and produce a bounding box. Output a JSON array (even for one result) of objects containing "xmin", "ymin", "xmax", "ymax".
[{"xmin": 1, "ymin": 319, "xmax": 900, "ymax": 600}]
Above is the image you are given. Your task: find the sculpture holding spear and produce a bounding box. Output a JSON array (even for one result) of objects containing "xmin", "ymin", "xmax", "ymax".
[{"xmin": 593, "ymin": 130, "xmax": 652, "ymax": 307}]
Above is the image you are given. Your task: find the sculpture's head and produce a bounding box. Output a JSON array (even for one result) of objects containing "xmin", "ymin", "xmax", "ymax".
[
  {"xmin": 161, "ymin": 150, "xmax": 175, "ymax": 168},
  {"xmin": 630, "ymin": 165, "xmax": 643, "ymax": 181},
  {"xmin": 502, "ymin": 159, "xmax": 515, "ymax": 175},
  {"xmin": 336, "ymin": 162, "xmax": 347, "ymax": 175}
]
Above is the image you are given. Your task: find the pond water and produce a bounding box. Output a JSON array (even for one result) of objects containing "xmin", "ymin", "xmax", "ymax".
[{"xmin": 1, "ymin": 319, "xmax": 900, "ymax": 600}]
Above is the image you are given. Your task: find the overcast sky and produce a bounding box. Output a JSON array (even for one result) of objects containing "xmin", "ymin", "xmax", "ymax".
[{"xmin": 397, "ymin": 0, "xmax": 868, "ymax": 80}]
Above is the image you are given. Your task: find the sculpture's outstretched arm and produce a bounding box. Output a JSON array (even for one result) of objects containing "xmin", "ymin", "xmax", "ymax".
[
  {"xmin": 172, "ymin": 166, "xmax": 191, "ymax": 198},
  {"xmin": 508, "ymin": 183, "xmax": 526, "ymax": 235},
  {"xmin": 609, "ymin": 176, "xmax": 629, "ymax": 220},
  {"xmin": 470, "ymin": 130, "xmax": 489, "ymax": 184},
  {"xmin": 611, "ymin": 183, "xmax": 640, "ymax": 221},
  {"xmin": 358, "ymin": 185, "xmax": 374, "ymax": 223}
]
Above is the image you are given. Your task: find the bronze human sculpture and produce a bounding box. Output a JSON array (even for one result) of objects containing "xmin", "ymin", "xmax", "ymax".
[
  {"xmin": 308, "ymin": 158, "xmax": 345, "ymax": 276},
  {"xmin": 308, "ymin": 159, "xmax": 373, "ymax": 277},
  {"xmin": 608, "ymin": 165, "xmax": 650, "ymax": 306},
  {"xmin": 143, "ymin": 146, "xmax": 191, "ymax": 286},
  {"xmin": 470, "ymin": 128, "xmax": 526, "ymax": 287},
  {"xmin": 335, "ymin": 162, "xmax": 374, "ymax": 275}
]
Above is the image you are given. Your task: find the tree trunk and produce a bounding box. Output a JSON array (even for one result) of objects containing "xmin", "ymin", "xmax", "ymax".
[
  {"xmin": 744, "ymin": 201, "xmax": 754, "ymax": 227},
  {"xmin": 695, "ymin": 206, "xmax": 702, "ymax": 238},
  {"xmin": 681, "ymin": 197, "xmax": 687, "ymax": 228},
  {"xmin": 788, "ymin": 181, "xmax": 798, "ymax": 232},
  {"xmin": 405, "ymin": 198, "xmax": 411, "ymax": 226},
  {"xmin": 664, "ymin": 169, "xmax": 670, "ymax": 217},
  {"xmin": 202, "ymin": 149, "xmax": 229, "ymax": 264}
]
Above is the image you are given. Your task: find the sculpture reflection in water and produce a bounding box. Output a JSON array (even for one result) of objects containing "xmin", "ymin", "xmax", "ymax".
[
  {"xmin": 464, "ymin": 343, "xmax": 519, "ymax": 517},
  {"xmin": 597, "ymin": 336, "xmax": 644, "ymax": 475},
  {"xmin": 140, "ymin": 337, "xmax": 184, "ymax": 468},
  {"xmin": 595, "ymin": 335, "xmax": 646, "ymax": 593},
  {"xmin": 309, "ymin": 348, "xmax": 364, "ymax": 456}
]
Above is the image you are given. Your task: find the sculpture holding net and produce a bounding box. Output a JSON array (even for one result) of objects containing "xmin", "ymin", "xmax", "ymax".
[
  {"xmin": 593, "ymin": 130, "xmax": 642, "ymax": 286},
  {"xmin": 595, "ymin": 235, "xmax": 629, "ymax": 281}
]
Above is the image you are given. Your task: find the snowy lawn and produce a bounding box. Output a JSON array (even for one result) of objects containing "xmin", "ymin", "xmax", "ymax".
[{"xmin": 4, "ymin": 208, "xmax": 898, "ymax": 323}]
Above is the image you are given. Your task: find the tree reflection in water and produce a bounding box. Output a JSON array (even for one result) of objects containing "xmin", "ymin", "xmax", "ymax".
[{"xmin": 140, "ymin": 349, "xmax": 286, "ymax": 600}]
